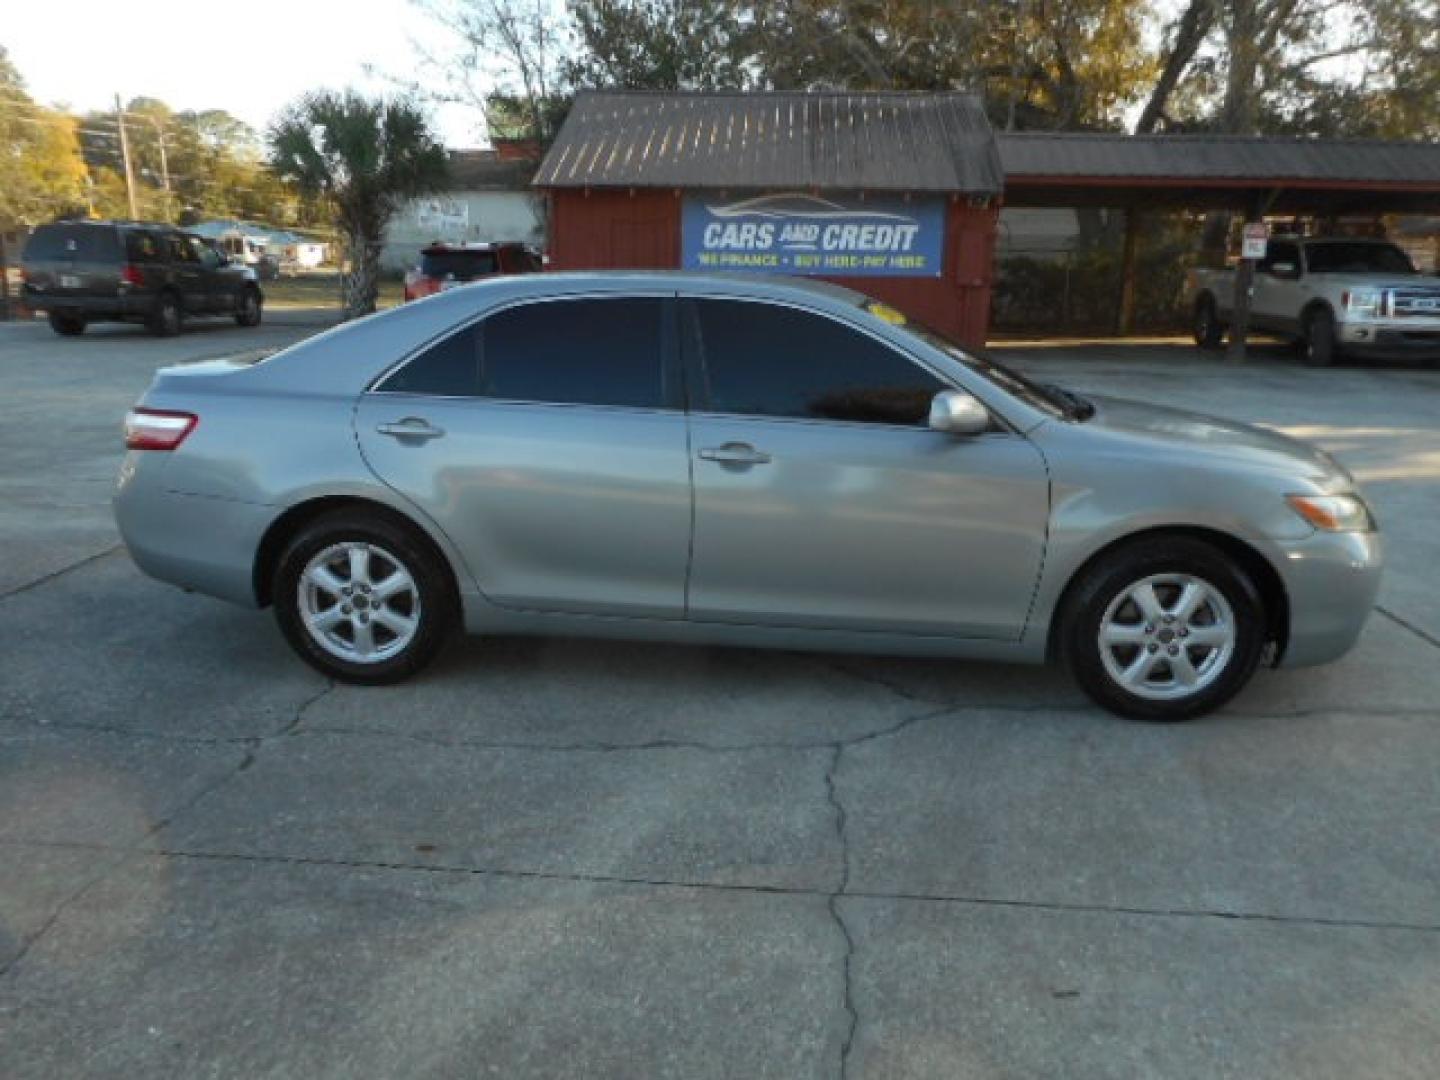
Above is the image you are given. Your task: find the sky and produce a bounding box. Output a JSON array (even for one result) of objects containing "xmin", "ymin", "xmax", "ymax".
[{"xmin": 3, "ymin": 0, "xmax": 486, "ymax": 147}]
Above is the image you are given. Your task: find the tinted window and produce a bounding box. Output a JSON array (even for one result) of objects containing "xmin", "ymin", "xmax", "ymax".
[
  {"xmin": 480, "ymin": 298, "xmax": 665, "ymax": 408},
  {"xmin": 24, "ymin": 225, "xmax": 115, "ymax": 262},
  {"xmin": 421, "ymin": 250, "xmax": 498, "ymax": 280},
  {"xmin": 164, "ymin": 234, "xmax": 195, "ymax": 263},
  {"xmin": 380, "ymin": 325, "xmax": 481, "ymax": 397},
  {"xmin": 690, "ymin": 299, "xmax": 945, "ymax": 425},
  {"xmin": 1305, "ymin": 242, "xmax": 1415, "ymax": 275},
  {"xmin": 126, "ymin": 231, "xmax": 163, "ymax": 263},
  {"xmin": 192, "ymin": 238, "xmax": 222, "ymax": 268},
  {"xmin": 23, "ymin": 226, "xmax": 72, "ymax": 261},
  {"xmin": 1260, "ymin": 241, "xmax": 1300, "ymax": 273}
]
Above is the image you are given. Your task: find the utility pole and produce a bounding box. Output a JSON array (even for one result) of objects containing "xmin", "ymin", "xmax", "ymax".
[
  {"xmin": 0, "ymin": 232, "xmax": 11, "ymax": 321},
  {"xmin": 148, "ymin": 116, "xmax": 172, "ymax": 221},
  {"xmin": 115, "ymin": 93, "xmax": 138, "ymax": 220}
]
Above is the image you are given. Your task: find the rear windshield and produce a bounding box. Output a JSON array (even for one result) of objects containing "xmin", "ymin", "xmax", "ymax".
[
  {"xmin": 24, "ymin": 225, "xmax": 117, "ymax": 262},
  {"xmin": 420, "ymin": 250, "xmax": 498, "ymax": 280},
  {"xmin": 1306, "ymin": 243, "xmax": 1415, "ymax": 275}
]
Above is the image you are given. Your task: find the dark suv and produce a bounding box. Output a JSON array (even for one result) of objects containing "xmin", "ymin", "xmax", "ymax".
[{"xmin": 21, "ymin": 220, "xmax": 264, "ymax": 337}]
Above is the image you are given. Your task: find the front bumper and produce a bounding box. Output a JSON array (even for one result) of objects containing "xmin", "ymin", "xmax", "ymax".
[
  {"xmin": 1273, "ymin": 527, "xmax": 1383, "ymax": 667},
  {"xmin": 1340, "ymin": 320, "xmax": 1440, "ymax": 359}
]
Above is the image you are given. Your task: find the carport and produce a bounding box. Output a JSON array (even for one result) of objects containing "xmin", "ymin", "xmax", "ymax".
[{"xmin": 997, "ymin": 132, "xmax": 1440, "ymax": 349}]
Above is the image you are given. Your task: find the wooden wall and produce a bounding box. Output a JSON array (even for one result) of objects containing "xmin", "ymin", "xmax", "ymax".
[{"xmin": 545, "ymin": 189, "xmax": 998, "ymax": 348}]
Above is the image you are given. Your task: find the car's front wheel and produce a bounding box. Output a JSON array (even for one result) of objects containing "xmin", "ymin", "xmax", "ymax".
[
  {"xmin": 235, "ymin": 287, "xmax": 262, "ymax": 327},
  {"xmin": 1061, "ymin": 538, "xmax": 1266, "ymax": 721},
  {"xmin": 273, "ymin": 511, "xmax": 455, "ymax": 684},
  {"xmin": 1301, "ymin": 307, "xmax": 1338, "ymax": 367}
]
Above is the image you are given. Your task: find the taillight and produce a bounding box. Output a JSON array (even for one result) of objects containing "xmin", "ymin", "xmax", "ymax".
[
  {"xmin": 121, "ymin": 264, "xmax": 144, "ymax": 287},
  {"xmin": 124, "ymin": 408, "xmax": 198, "ymax": 450}
]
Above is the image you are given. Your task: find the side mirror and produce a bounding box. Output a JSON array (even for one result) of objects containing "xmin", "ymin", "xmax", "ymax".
[
  {"xmin": 928, "ymin": 389, "xmax": 990, "ymax": 436},
  {"xmin": 1269, "ymin": 261, "xmax": 1299, "ymax": 279}
]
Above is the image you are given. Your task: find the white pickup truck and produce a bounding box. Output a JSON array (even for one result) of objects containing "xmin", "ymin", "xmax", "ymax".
[{"xmin": 1188, "ymin": 238, "xmax": 1440, "ymax": 365}]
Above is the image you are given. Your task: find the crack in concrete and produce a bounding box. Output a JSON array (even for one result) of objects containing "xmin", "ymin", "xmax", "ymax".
[
  {"xmin": 6, "ymin": 836, "xmax": 1440, "ymax": 936},
  {"xmin": 0, "ymin": 679, "xmax": 334, "ymax": 984},
  {"xmin": 1376, "ymin": 606, "xmax": 1440, "ymax": 652},
  {"xmin": 0, "ymin": 544, "xmax": 122, "ymax": 603},
  {"xmin": 9, "ymin": 699, "xmax": 1438, "ymax": 759},
  {"xmin": 824, "ymin": 744, "xmax": 858, "ymax": 1080}
]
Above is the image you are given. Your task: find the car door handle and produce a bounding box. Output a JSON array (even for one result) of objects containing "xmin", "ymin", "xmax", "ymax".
[
  {"xmin": 698, "ymin": 443, "xmax": 771, "ymax": 466},
  {"xmin": 377, "ymin": 418, "xmax": 446, "ymax": 441}
]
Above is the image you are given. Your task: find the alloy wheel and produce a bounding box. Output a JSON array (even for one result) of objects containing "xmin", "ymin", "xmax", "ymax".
[
  {"xmin": 1097, "ymin": 573, "xmax": 1236, "ymax": 701},
  {"xmin": 298, "ymin": 541, "xmax": 422, "ymax": 663}
]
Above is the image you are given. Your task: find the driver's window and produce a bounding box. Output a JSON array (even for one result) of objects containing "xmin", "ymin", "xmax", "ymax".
[
  {"xmin": 191, "ymin": 238, "xmax": 220, "ymax": 268},
  {"xmin": 686, "ymin": 299, "xmax": 946, "ymax": 426}
]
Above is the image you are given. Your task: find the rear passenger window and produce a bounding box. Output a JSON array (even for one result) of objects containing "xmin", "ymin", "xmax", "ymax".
[
  {"xmin": 481, "ymin": 298, "xmax": 664, "ymax": 408},
  {"xmin": 126, "ymin": 231, "xmax": 162, "ymax": 263},
  {"xmin": 381, "ymin": 325, "xmax": 481, "ymax": 397},
  {"xmin": 378, "ymin": 298, "xmax": 666, "ymax": 406}
]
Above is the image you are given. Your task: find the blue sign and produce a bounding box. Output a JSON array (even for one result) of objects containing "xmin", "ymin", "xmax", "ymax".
[{"xmin": 682, "ymin": 192, "xmax": 945, "ymax": 277}]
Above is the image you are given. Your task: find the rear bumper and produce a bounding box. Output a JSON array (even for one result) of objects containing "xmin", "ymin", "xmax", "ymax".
[
  {"xmin": 23, "ymin": 290, "xmax": 151, "ymax": 318},
  {"xmin": 114, "ymin": 452, "xmax": 271, "ymax": 608},
  {"xmin": 1274, "ymin": 528, "xmax": 1383, "ymax": 667}
]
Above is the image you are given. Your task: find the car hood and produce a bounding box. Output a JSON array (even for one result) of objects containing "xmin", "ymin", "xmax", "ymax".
[{"xmin": 1078, "ymin": 394, "xmax": 1350, "ymax": 485}]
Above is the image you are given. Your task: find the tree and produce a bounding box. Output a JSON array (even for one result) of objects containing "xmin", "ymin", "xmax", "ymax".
[
  {"xmin": 566, "ymin": 0, "xmax": 746, "ymax": 90},
  {"xmin": 269, "ymin": 91, "xmax": 448, "ymax": 319},
  {"xmin": 0, "ymin": 46, "xmax": 87, "ymax": 226},
  {"xmin": 406, "ymin": 0, "xmax": 570, "ymax": 144}
]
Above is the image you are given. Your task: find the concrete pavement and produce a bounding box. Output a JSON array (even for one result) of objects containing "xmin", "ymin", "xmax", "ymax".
[{"xmin": 2, "ymin": 316, "xmax": 1439, "ymax": 1078}]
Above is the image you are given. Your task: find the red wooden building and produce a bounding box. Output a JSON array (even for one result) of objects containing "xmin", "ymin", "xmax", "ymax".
[
  {"xmin": 535, "ymin": 91, "xmax": 1005, "ymax": 348},
  {"xmin": 533, "ymin": 91, "xmax": 1440, "ymax": 348}
]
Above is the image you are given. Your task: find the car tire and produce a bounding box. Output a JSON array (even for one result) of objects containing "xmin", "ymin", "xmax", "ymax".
[
  {"xmin": 273, "ymin": 511, "xmax": 455, "ymax": 685},
  {"xmin": 1060, "ymin": 537, "xmax": 1266, "ymax": 721},
  {"xmin": 235, "ymin": 287, "xmax": 262, "ymax": 328},
  {"xmin": 147, "ymin": 291, "xmax": 182, "ymax": 337},
  {"xmin": 47, "ymin": 312, "xmax": 86, "ymax": 336},
  {"xmin": 1307, "ymin": 308, "xmax": 1336, "ymax": 368},
  {"xmin": 1301, "ymin": 307, "xmax": 1338, "ymax": 367},
  {"xmin": 1193, "ymin": 295, "xmax": 1225, "ymax": 350}
]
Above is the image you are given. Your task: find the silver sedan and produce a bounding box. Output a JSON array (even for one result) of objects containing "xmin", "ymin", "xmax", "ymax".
[{"xmin": 114, "ymin": 273, "xmax": 1382, "ymax": 720}]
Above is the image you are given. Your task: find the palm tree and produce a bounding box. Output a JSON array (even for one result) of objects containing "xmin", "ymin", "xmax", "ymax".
[{"xmin": 270, "ymin": 91, "xmax": 448, "ymax": 319}]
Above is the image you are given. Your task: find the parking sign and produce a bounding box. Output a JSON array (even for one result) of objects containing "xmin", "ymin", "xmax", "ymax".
[{"xmin": 1242, "ymin": 222, "xmax": 1268, "ymax": 260}]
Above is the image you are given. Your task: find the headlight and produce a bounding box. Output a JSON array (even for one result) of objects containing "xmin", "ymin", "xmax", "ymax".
[
  {"xmin": 1286, "ymin": 494, "xmax": 1375, "ymax": 532},
  {"xmin": 1343, "ymin": 289, "xmax": 1382, "ymax": 317}
]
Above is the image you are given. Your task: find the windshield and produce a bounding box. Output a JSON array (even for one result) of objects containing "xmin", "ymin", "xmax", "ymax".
[
  {"xmin": 863, "ymin": 300, "xmax": 1074, "ymax": 420},
  {"xmin": 420, "ymin": 250, "xmax": 499, "ymax": 280},
  {"xmin": 1305, "ymin": 242, "xmax": 1415, "ymax": 275}
]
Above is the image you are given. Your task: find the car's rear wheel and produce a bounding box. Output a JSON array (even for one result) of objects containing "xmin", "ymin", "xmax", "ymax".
[
  {"xmin": 1301, "ymin": 307, "xmax": 1338, "ymax": 367},
  {"xmin": 1193, "ymin": 295, "xmax": 1225, "ymax": 350},
  {"xmin": 1061, "ymin": 537, "xmax": 1266, "ymax": 721},
  {"xmin": 47, "ymin": 312, "xmax": 86, "ymax": 336},
  {"xmin": 148, "ymin": 291, "xmax": 182, "ymax": 337},
  {"xmin": 273, "ymin": 511, "xmax": 455, "ymax": 684},
  {"xmin": 235, "ymin": 287, "xmax": 262, "ymax": 327}
]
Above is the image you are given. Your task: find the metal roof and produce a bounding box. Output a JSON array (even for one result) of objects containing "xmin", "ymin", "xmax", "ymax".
[
  {"xmin": 998, "ymin": 131, "xmax": 1440, "ymax": 186},
  {"xmin": 535, "ymin": 91, "xmax": 1002, "ymax": 194}
]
